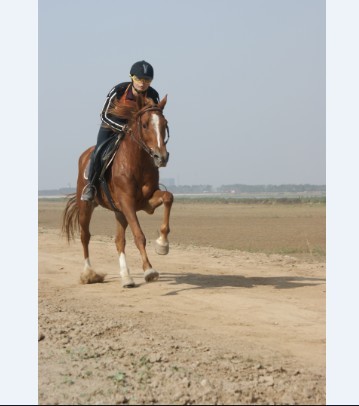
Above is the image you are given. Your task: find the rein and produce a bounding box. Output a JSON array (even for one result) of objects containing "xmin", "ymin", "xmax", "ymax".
[{"xmin": 127, "ymin": 105, "xmax": 170, "ymax": 159}]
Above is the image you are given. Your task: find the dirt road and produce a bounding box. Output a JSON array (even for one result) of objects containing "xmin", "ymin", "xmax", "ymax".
[{"xmin": 38, "ymin": 201, "xmax": 325, "ymax": 405}]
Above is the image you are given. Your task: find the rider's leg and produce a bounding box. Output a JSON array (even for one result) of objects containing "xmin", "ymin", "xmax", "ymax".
[{"xmin": 81, "ymin": 126, "xmax": 116, "ymax": 201}]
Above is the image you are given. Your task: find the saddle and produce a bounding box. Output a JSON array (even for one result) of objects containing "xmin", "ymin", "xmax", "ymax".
[
  {"xmin": 84, "ymin": 134, "xmax": 122, "ymax": 181},
  {"xmin": 84, "ymin": 133, "xmax": 124, "ymax": 211},
  {"xmin": 98, "ymin": 134, "xmax": 122, "ymax": 179}
]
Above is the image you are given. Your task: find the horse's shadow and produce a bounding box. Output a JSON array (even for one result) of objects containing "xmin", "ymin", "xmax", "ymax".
[{"xmin": 159, "ymin": 272, "xmax": 325, "ymax": 296}]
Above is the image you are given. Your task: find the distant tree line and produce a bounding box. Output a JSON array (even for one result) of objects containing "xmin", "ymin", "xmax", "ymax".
[
  {"xmin": 39, "ymin": 184, "xmax": 326, "ymax": 196},
  {"xmin": 38, "ymin": 187, "xmax": 76, "ymax": 196},
  {"xmin": 166, "ymin": 184, "xmax": 325, "ymax": 194},
  {"xmin": 166, "ymin": 185, "xmax": 213, "ymax": 194},
  {"xmin": 217, "ymin": 184, "xmax": 326, "ymax": 193}
]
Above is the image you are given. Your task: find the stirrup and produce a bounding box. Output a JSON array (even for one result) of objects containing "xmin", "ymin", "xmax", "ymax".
[{"xmin": 80, "ymin": 184, "xmax": 97, "ymax": 201}]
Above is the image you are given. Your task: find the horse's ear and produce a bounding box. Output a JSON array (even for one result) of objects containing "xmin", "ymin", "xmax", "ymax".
[{"xmin": 158, "ymin": 94, "xmax": 167, "ymax": 110}]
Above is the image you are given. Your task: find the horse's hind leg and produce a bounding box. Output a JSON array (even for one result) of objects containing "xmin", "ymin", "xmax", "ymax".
[
  {"xmin": 145, "ymin": 190, "xmax": 174, "ymax": 255},
  {"xmin": 78, "ymin": 201, "xmax": 105, "ymax": 284},
  {"xmin": 115, "ymin": 212, "xmax": 135, "ymax": 288}
]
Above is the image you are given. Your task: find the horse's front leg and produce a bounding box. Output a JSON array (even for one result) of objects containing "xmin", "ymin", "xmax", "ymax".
[
  {"xmin": 121, "ymin": 199, "xmax": 159, "ymax": 283},
  {"xmin": 144, "ymin": 189, "xmax": 174, "ymax": 255}
]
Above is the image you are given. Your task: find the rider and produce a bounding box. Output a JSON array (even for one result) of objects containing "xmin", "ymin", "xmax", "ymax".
[{"xmin": 81, "ymin": 60, "xmax": 160, "ymax": 201}]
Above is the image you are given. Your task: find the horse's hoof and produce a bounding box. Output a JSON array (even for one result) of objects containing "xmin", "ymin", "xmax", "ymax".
[
  {"xmin": 144, "ymin": 269, "xmax": 160, "ymax": 283},
  {"xmin": 80, "ymin": 268, "xmax": 105, "ymax": 284},
  {"xmin": 122, "ymin": 276, "xmax": 135, "ymax": 288},
  {"xmin": 155, "ymin": 238, "xmax": 169, "ymax": 255}
]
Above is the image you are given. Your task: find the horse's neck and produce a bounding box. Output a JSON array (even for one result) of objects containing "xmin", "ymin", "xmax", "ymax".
[{"xmin": 120, "ymin": 134, "xmax": 158, "ymax": 181}]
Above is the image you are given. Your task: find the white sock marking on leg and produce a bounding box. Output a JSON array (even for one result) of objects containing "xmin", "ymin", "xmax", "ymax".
[
  {"xmin": 119, "ymin": 252, "xmax": 130, "ymax": 277},
  {"xmin": 156, "ymin": 235, "xmax": 168, "ymax": 246}
]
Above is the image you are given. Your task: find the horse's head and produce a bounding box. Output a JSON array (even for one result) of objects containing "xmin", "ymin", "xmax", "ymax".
[{"xmin": 136, "ymin": 95, "xmax": 169, "ymax": 168}]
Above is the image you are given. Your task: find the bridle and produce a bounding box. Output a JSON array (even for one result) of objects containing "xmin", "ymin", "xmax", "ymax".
[{"xmin": 127, "ymin": 105, "xmax": 170, "ymax": 161}]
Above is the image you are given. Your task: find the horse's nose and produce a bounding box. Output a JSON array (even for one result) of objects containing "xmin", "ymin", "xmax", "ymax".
[{"xmin": 153, "ymin": 151, "xmax": 169, "ymax": 167}]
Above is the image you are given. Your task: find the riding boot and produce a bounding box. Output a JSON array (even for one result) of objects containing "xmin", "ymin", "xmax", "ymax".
[
  {"xmin": 80, "ymin": 126, "xmax": 122, "ymax": 202},
  {"xmin": 81, "ymin": 153, "xmax": 97, "ymax": 201}
]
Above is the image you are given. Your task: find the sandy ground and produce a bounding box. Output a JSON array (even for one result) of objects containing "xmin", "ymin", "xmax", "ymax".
[{"xmin": 38, "ymin": 201, "xmax": 325, "ymax": 405}]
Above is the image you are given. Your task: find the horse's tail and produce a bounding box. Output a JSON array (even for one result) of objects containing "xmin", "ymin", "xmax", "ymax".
[{"xmin": 61, "ymin": 193, "xmax": 80, "ymax": 242}]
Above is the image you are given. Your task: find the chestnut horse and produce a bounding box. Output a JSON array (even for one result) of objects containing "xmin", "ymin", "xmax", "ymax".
[{"xmin": 62, "ymin": 94, "xmax": 173, "ymax": 287}]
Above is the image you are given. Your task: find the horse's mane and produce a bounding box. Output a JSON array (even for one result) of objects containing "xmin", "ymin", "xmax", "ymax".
[{"xmin": 108, "ymin": 97, "xmax": 155, "ymax": 125}]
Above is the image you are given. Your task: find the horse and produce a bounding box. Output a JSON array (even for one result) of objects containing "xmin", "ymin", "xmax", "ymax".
[{"xmin": 62, "ymin": 94, "xmax": 173, "ymax": 288}]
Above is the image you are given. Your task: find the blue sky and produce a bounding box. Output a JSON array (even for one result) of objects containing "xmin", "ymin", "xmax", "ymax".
[{"xmin": 39, "ymin": 0, "xmax": 325, "ymax": 189}]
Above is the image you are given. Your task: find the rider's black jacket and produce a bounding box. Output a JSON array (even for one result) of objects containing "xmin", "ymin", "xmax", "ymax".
[{"xmin": 100, "ymin": 82, "xmax": 160, "ymax": 132}]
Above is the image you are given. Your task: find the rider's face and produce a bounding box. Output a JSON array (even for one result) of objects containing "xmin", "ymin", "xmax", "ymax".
[{"xmin": 131, "ymin": 75, "xmax": 152, "ymax": 92}]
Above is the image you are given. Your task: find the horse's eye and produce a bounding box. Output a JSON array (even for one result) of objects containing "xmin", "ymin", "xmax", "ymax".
[{"xmin": 143, "ymin": 123, "xmax": 147, "ymax": 129}]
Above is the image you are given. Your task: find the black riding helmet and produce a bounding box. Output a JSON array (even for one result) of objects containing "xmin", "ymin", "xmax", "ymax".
[{"xmin": 130, "ymin": 60, "xmax": 154, "ymax": 80}]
